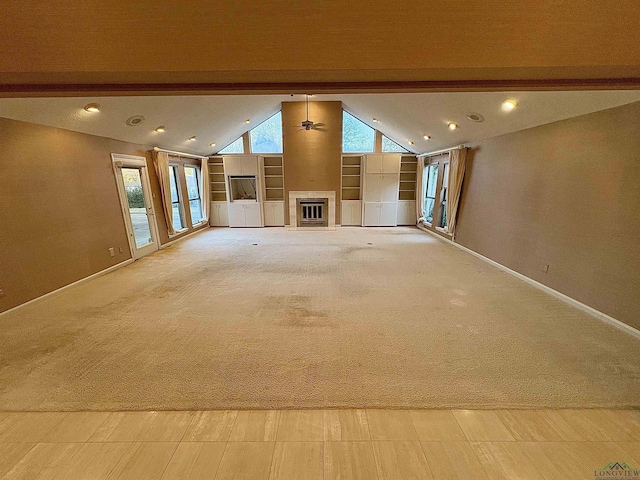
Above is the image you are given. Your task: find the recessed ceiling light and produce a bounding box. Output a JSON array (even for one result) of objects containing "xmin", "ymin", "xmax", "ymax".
[
  {"xmin": 407, "ymin": 140, "xmax": 415, "ymax": 145},
  {"xmin": 448, "ymin": 122, "xmax": 458, "ymax": 131},
  {"xmin": 372, "ymin": 118, "xmax": 380, "ymax": 123},
  {"xmin": 84, "ymin": 103, "xmax": 100, "ymax": 113},
  {"xmin": 423, "ymin": 134, "xmax": 431, "ymax": 140},
  {"xmin": 209, "ymin": 142, "xmax": 216, "ymax": 147},
  {"xmin": 188, "ymin": 136, "xmax": 197, "ymax": 141},
  {"xmin": 155, "ymin": 126, "xmax": 165, "ymax": 133},
  {"xmin": 466, "ymin": 113, "xmax": 484, "ymax": 122},
  {"xmin": 502, "ymin": 99, "xmax": 518, "ymax": 111},
  {"xmin": 244, "ymin": 119, "xmax": 251, "ymax": 124}
]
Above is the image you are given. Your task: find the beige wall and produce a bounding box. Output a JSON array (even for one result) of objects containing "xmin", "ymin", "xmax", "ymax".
[
  {"xmin": 1, "ymin": 1, "xmax": 639, "ymax": 91},
  {"xmin": 455, "ymin": 101, "xmax": 640, "ymax": 329},
  {"xmin": 0, "ymin": 118, "xmax": 204, "ymax": 313},
  {"xmin": 282, "ymin": 101, "xmax": 343, "ymax": 225}
]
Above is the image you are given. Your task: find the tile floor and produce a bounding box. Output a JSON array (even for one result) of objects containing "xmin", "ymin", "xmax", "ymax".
[{"xmin": 0, "ymin": 409, "xmax": 639, "ymax": 479}]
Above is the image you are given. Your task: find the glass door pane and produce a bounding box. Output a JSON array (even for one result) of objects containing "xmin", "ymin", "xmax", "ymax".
[{"xmin": 122, "ymin": 167, "xmax": 153, "ymax": 248}]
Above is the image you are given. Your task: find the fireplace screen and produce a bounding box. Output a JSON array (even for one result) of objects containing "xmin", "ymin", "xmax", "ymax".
[{"xmin": 296, "ymin": 198, "xmax": 328, "ymax": 227}]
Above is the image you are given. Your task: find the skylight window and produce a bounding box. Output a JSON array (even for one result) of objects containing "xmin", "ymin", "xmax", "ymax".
[
  {"xmin": 219, "ymin": 137, "xmax": 244, "ymax": 154},
  {"xmin": 250, "ymin": 112, "xmax": 283, "ymax": 154},
  {"xmin": 382, "ymin": 135, "xmax": 409, "ymax": 153},
  {"xmin": 342, "ymin": 111, "xmax": 375, "ymax": 153}
]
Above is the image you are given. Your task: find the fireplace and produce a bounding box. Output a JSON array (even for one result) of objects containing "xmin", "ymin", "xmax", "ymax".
[
  {"xmin": 288, "ymin": 191, "xmax": 336, "ymax": 230},
  {"xmin": 297, "ymin": 198, "xmax": 328, "ymax": 227}
]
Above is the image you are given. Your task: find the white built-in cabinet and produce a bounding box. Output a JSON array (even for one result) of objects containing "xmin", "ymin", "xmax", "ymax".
[
  {"xmin": 341, "ymin": 155, "xmax": 363, "ymax": 226},
  {"xmin": 261, "ymin": 156, "xmax": 285, "ymax": 226},
  {"xmin": 224, "ymin": 155, "xmax": 263, "ymax": 227},
  {"xmin": 341, "ymin": 200, "xmax": 362, "ymax": 226},
  {"xmin": 396, "ymin": 200, "xmax": 416, "ymax": 225},
  {"xmin": 209, "ymin": 201, "xmax": 229, "ymax": 227},
  {"xmin": 223, "ymin": 155, "xmax": 259, "ymax": 176},
  {"xmin": 362, "ymin": 154, "xmax": 400, "ymax": 226}
]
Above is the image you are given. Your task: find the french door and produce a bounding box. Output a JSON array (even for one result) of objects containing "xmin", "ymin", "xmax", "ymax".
[{"xmin": 112, "ymin": 154, "xmax": 160, "ymax": 259}]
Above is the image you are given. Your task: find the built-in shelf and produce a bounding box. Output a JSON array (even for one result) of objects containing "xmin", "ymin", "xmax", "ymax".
[
  {"xmin": 208, "ymin": 156, "xmax": 227, "ymax": 202},
  {"xmin": 341, "ymin": 155, "xmax": 363, "ymax": 201},
  {"xmin": 262, "ymin": 156, "xmax": 284, "ymax": 202},
  {"xmin": 398, "ymin": 155, "xmax": 418, "ymax": 200}
]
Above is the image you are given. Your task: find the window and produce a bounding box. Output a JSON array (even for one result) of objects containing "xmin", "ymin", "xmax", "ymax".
[
  {"xmin": 250, "ymin": 112, "xmax": 283, "ymax": 153},
  {"xmin": 439, "ymin": 163, "xmax": 450, "ymax": 229},
  {"xmin": 219, "ymin": 137, "xmax": 244, "ymax": 154},
  {"xmin": 342, "ymin": 111, "xmax": 375, "ymax": 153},
  {"xmin": 382, "ymin": 135, "xmax": 408, "ymax": 153},
  {"xmin": 424, "ymin": 164, "xmax": 439, "ymax": 224},
  {"xmin": 168, "ymin": 165, "xmax": 185, "ymax": 231},
  {"xmin": 184, "ymin": 166, "xmax": 203, "ymax": 225}
]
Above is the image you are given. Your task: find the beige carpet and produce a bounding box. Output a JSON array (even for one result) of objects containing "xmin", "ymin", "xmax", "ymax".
[{"xmin": 1, "ymin": 227, "xmax": 639, "ymax": 411}]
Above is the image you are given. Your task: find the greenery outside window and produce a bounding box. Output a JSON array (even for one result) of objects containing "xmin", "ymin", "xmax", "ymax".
[
  {"xmin": 184, "ymin": 166, "xmax": 203, "ymax": 225},
  {"xmin": 342, "ymin": 111, "xmax": 375, "ymax": 153},
  {"xmin": 424, "ymin": 164, "xmax": 439, "ymax": 224},
  {"xmin": 250, "ymin": 112, "xmax": 283, "ymax": 154},
  {"xmin": 169, "ymin": 165, "xmax": 185, "ymax": 231},
  {"xmin": 219, "ymin": 137, "xmax": 244, "ymax": 154}
]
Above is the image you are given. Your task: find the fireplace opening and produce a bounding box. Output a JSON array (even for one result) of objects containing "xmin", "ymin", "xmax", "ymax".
[{"xmin": 296, "ymin": 198, "xmax": 328, "ymax": 227}]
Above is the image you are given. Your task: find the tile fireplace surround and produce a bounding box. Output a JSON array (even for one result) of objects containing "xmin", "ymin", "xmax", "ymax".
[{"xmin": 288, "ymin": 190, "xmax": 336, "ymax": 230}]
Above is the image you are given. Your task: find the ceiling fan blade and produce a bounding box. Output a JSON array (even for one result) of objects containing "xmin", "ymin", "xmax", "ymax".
[{"xmin": 312, "ymin": 123, "xmax": 325, "ymax": 127}]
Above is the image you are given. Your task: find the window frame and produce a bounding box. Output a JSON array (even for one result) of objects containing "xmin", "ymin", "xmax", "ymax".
[
  {"xmin": 168, "ymin": 163, "xmax": 187, "ymax": 235},
  {"xmin": 420, "ymin": 154, "xmax": 452, "ymax": 236},
  {"xmin": 184, "ymin": 165, "xmax": 205, "ymax": 227}
]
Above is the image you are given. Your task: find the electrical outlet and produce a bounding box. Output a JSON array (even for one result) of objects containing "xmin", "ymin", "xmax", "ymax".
[
  {"xmin": 543, "ymin": 264, "xmax": 550, "ymax": 273},
  {"xmin": 108, "ymin": 247, "xmax": 115, "ymax": 258},
  {"xmin": 0, "ymin": 288, "xmax": 5, "ymax": 298}
]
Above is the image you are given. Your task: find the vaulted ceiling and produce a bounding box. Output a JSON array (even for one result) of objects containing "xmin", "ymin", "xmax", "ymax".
[{"xmin": 0, "ymin": 91, "xmax": 639, "ymax": 156}]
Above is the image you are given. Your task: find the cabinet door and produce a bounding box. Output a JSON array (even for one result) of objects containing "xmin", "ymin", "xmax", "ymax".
[
  {"xmin": 350, "ymin": 201, "xmax": 362, "ymax": 225},
  {"xmin": 363, "ymin": 174, "xmax": 382, "ymax": 202},
  {"xmin": 382, "ymin": 154, "xmax": 401, "ymax": 174},
  {"xmin": 241, "ymin": 156, "xmax": 258, "ymax": 175},
  {"xmin": 379, "ymin": 174, "xmax": 399, "ymax": 202},
  {"xmin": 363, "ymin": 202, "xmax": 381, "ymax": 226},
  {"xmin": 243, "ymin": 203, "xmax": 263, "ymax": 227},
  {"xmin": 272, "ymin": 202, "xmax": 285, "ymax": 226},
  {"xmin": 379, "ymin": 202, "xmax": 397, "ymax": 226},
  {"xmin": 365, "ymin": 154, "xmax": 383, "ymax": 174},
  {"xmin": 227, "ymin": 202, "xmax": 246, "ymax": 227},
  {"xmin": 217, "ymin": 203, "xmax": 229, "ymax": 226},
  {"xmin": 397, "ymin": 201, "xmax": 416, "ymax": 225},
  {"xmin": 341, "ymin": 202, "xmax": 353, "ymax": 225},
  {"xmin": 223, "ymin": 157, "xmax": 242, "ymax": 176}
]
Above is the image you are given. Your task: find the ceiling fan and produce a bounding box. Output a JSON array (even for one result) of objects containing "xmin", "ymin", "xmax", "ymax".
[{"xmin": 299, "ymin": 94, "xmax": 325, "ymax": 131}]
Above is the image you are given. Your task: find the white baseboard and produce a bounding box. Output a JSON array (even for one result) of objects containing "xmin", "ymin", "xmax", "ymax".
[
  {"xmin": 417, "ymin": 224, "xmax": 640, "ymax": 340},
  {"xmin": 0, "ymin": 259, "xmax": 134, "ymax": 317}
]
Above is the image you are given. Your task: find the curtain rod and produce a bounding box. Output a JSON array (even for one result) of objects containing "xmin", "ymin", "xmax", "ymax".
[
  {"xmin": 418, "ymin": 144, "xmax": 466, "ymax": 159},
  {"xmin": 152, "ymin": 147, "xmax": 208, "ymax": 160}
]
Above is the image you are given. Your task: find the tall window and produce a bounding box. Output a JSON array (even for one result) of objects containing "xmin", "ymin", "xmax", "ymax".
[
  {"xmin": 382, "ymin": 135, "xmax": 408, "ymax": 153},
  {"xmin": 424, "ymin": 164, "xmax": 439, "ymax": 224},
  {"xmin": 219, "ymin": 137, "xmax": 244, "ymax": 154},
  {"xmin": 439, "ymin": 163, "xmax": 450, "ymax": 229},
  {"xmin": 184, "ymin": 166, "xmax": 203, "ymax": 225},
  {"xmin": 342, "ymin": 111, "xmax": 375, "ymax": 153},
  {"xmin": 169, "ymin": 165, "xmax": 185, "ymax": 231},
  {"xmin": 250, "ymin": 112, "xmax": 283, "ymax": 153}
]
